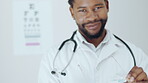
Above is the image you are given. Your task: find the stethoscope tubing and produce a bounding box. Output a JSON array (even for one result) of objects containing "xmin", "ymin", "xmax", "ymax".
[
  {"xmin": 114, "ymin": 35, "xmax": 136, "ymax": 66},
  {"xmin": 51, "ymin": 30, "xmax": 136, "ymax": 76}
]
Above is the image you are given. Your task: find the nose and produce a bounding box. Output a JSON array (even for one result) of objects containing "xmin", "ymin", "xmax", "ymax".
[{"xmin": 86, "ymin": 11, "xmax": 98, "ymax": 21}]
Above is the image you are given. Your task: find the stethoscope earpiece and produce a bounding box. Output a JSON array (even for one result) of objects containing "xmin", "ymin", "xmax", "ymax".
[
  {"xmin": 51, "ymin": 70, "xmax": 66, "ymax": 76},
  {"xmin": 61, "ymin": 72, "xmax": 66, "ymax": 76},
  {"xmin": 51, "ymin": 71, "xmax": 56, "ymax": 75}
]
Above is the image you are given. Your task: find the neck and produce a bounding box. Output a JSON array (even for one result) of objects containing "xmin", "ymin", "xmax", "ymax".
[{"xmin": 83, "ymin": 29, "xmax": 107, "ymax": 47}]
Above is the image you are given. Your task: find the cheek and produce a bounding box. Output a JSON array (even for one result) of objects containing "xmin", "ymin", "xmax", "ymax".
[
  {"xmin": 75, "ymin": 15, "xmax": 85, "ymax": 24},
  {"xmin": 98, "ymin": 10, "xmax": 108, "ymax": 19},
  {"xmin": 73, "ymin": 10, "xmax": 86, "ymax": 24}
]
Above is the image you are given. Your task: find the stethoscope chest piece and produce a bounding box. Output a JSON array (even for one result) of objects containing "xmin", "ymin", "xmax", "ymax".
[{"xmin": 51, "ymin": 69, "xmax": 67, "ymax": 76}]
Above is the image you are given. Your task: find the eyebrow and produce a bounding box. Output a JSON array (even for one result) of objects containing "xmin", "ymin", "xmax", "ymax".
[
  {"xmin": 94, "ymin": 3, "xmax": 104, "ymax": 6},
  {"xmin": 77, "ymin": 6, "xmax": 86, "ymax": 9},
  {"xmin": 77, "ymin": 4, "xmax": 104, "ymax": 9}
]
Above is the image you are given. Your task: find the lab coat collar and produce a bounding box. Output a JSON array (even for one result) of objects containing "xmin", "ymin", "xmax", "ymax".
[
  {"xmin": 75, "ymin": 30, "xmax": 87, "ymax": 44},
  {"xmin": 74, "ymin": 29, "xmax": 124, "ymax": 60},
  {"xmin": 75, "ymin": 30, "xmax": 124, "ymax": 66},
  {"xmin": 75, "ymin": 29, "xmax": 124, "ymax": 48},
  {"xmin": 95, "ymin": 31, "xmax": 125, "ymax": 64},
  {"xmin": 75, "ymin": 29, "xmax": 111, "ymax": 48}
]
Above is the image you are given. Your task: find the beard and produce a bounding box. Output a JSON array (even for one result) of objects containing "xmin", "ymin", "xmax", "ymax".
[{"xmin": 77, "ymin": 19, "xmax": 107, "ymax": 39}]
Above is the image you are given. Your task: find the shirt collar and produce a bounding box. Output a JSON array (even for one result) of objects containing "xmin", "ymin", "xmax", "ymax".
[
  {"xmin": 75, "ymin": 29, "xmax": 124, "ymax": 48},
  {"xmin": 76, "ymin": 29, "xmax": 110, "ymax": 45},
  {"xmin": 76, "ymin": 30, "xmax": 87, "ymax": 44}
]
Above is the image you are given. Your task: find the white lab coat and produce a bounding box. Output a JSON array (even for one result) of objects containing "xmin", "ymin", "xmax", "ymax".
[{"xmin": 38, "ymin": 30, "xmax": 148, "ymax": 83}]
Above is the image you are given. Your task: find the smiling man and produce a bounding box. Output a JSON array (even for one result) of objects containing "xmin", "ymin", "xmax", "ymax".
[
  {"xmin": 70, "ymin": 0, "xmax": 108, "ymax": 47},
  {"xmin": 38, "ymin": 0, "xmax": 148, "ymax": 83}
]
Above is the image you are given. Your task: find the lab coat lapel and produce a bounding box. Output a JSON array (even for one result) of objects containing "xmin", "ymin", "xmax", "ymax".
[
  {"xmin": 95, "ymin": 42, "xmax": 120, "ymax": 78},
  {"xmin": 97, "ymin": 32, "xmax": 124, "ymax": 64},
  {"xmin": 100, "ymin": 44, "xmax": 118, "ymax": 61}
]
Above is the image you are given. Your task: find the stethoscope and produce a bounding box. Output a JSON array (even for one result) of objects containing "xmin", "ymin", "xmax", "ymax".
[{"xmin": 51, "ymin": 30, "xmax": 136, "ymax": 76}]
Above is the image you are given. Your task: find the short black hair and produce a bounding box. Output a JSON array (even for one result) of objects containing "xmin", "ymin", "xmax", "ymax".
[
  {"xmin": 68, "ymin": 0, "xmax": 108, "ymax": 8},
  {"xmin": 68, "ymin": 0, "xmax": 74, "ymax": 8}
]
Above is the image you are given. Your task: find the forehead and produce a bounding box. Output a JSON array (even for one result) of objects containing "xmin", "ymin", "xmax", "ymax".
[{"xmin": 73, "ymin": 0, "xmax": 105, "ymax": 7}]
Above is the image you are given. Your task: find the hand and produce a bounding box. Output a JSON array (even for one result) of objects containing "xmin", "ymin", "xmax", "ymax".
[
  {"xmin": 125, "ymin": 81, "xmax": 148, "ymax": 83},
  {"xmin": 126, "ymin": 66, "xmax": 148, "ymax": 83}
]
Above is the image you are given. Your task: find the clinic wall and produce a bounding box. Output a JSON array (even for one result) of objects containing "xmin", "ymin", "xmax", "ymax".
[
  {"xmin": 0, "ymin": 0, "xmax": 148, "ymax": 83},
  {"xmin": 107, "ymin": 0, "xmax": 148, "ymax": 53}
]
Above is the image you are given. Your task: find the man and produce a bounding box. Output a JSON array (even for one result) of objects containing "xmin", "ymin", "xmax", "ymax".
[{"xmin": 38, "ymin": 0, "xmax": 148, "ymax": 83}]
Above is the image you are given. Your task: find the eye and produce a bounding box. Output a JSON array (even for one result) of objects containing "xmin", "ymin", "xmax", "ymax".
[
  {"xmin": 94, "ymin": 7, "xmax": 103, "ymax": 11},
  {"xmin": 78, "ymin": 9, "xmax": 87, "ymax": 13}
]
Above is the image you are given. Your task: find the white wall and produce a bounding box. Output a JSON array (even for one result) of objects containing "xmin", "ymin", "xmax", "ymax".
[
  {"xmin": 108, "ymin": 0, "xmax": 148, "ymax": 54},
  {"xmin": 0, "ymin": 0, "xmax": 148, "ymax": 83}
]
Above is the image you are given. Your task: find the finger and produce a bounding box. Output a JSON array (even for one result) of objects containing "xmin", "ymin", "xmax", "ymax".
[
  {"xmin": 131, "ymin": 67, "xmax": 143, "ymax": 78},
  {"xmin": 134, "ymin": 81, "xmax": 148, "ymax": 83},
  {"xmin": 130, "ymin": 66, "xmax": 138, "ymax": 72},
  {"xmin": 127, "ymin": 66, "xmax": 143, "ymax": 82},
  {"xmin": 144, "ymin": 77, "xmax": 148, "ymax": 81},
  {"xmin": 127, "ymin": 66, "xmax": 138, "ymax": 77},
  {"xmin": 143, "ymin": 73, "xmax": 148, "ymax": 81},
  {"xmin": 128, "ymin": 66, "xmax": 138, "ymax": 75},
  {"xmin": 136, "ymin": 72, "xmax": 147, "ymax": 81}
]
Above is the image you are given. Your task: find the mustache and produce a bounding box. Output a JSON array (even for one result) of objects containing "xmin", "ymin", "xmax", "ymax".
[{"xmin": 82, "ymin": 19, "xmax": 103, "ymax": 27}]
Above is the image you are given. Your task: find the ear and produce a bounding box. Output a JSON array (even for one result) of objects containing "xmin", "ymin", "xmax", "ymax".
[
  {"xmin": 105, "ymin": 0, "xmax": 109, "ymax": 12},
  {"xmin": 69, "ymin": 7, "xmax": 75, "ymax": 20}
]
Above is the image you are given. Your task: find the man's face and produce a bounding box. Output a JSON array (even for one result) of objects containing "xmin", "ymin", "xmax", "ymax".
[{"xmin": 70, "ymin": 0, "xmax": 109, "ymax": 39}]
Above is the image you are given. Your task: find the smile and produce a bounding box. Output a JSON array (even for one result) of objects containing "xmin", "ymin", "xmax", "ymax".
[{"xmin": 85, "ymin": 22, "xmax": 101, "ymax": 30}]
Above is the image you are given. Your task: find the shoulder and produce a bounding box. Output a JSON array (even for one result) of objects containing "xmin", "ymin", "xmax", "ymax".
[
  {"xmin": 108, "ymin": 30, "xmax": 146, "ymax": 57},
  {"xmin": 110, "ymin": 32, "xmax": 148, "ymax": 72},
  {"xmin": 42, "ymin": 40, "xmax": 74, "ymax": 62},
  {"xmin": 125, "ymin": 41, "xmax": 148, "ymax": 64},
  {"xmin": 107, "ymin": 29, "xmax": 148, "ymax": 63},
  {"xmin": 124, "ymin": 41, "xmax": 146, "ymax": 58},
  {"xmin": 112, "ymin": 33, "xmax": 148, "ymax": 66},
  {"xmin": 40, "ymin": 43, "xmax": 60, "ymax": 65}
]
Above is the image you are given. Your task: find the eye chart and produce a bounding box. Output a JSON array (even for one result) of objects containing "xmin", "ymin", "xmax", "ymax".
[{"xmin": 13, "ymin": 0, "xmax": 53, "ymax": 55}]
